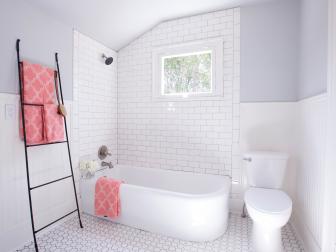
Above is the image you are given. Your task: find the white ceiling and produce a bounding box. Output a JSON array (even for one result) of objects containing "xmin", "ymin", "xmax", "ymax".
[{"xmin": 27, "ymin": 0, "xmax": 272, "ymax": 51}]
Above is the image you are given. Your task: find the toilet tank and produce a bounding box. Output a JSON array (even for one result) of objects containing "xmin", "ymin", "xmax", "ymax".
[{"xmin": 243, "ymin": 151, "xmax": 289, "ymax": 189}]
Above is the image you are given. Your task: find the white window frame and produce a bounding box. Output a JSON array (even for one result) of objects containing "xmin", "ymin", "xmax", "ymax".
[{"xmin": 152, "ymin": 39, "xmax": 224, "ymax": 101}]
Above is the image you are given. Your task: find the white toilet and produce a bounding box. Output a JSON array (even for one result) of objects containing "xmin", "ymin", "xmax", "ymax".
[{"xmin": 243, "ymin": 151, "xmax": 292, "ymax": 252}]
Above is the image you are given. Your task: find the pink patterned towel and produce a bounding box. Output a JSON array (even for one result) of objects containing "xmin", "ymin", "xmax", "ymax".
[
  {"xmin": 43, "ymin": 104, "xmax": 65, "ymax": 142},
  {"xmin": 19, "ymin": 60, "xmax": 58, "ymax": 145},
  {"xmin": 19, "ymin": 105, "xmax": 45, "ymax": 145},
  {"xmin": 95, "ymin": 177, "xmax": 123, "ymax": 219},
  {"xmin": 21, "ymin": 61, "xmax": 55, "ymax": 104}
]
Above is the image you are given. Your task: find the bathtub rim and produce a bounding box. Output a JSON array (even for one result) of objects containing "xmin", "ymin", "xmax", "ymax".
[{"xmin": 96, "ymin": 165, "xmax": 232, "ymax": 199}]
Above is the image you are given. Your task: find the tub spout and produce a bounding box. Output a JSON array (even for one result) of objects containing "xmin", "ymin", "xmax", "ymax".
[{"xmin": 101, "ymin": 161, "xmax": 114, "ymax": 169}]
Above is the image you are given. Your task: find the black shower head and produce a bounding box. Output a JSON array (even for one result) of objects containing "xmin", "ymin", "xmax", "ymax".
[{"xmin": 102, "ymin": 54, "xmax": 113, "ymax": 65}]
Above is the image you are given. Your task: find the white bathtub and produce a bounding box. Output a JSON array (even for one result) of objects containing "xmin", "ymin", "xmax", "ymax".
[{"xmin": 80, "ymin": 165, "xmax": 231, "ymax": 241}]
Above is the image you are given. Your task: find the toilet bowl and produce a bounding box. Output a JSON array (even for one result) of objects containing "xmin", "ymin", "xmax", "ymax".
[
  {"xmin": 243, "ymin": 151, "xmax": 292, "ymax": 252},
  {"xmin": 245, "ymin": 187, "xmax": 292, "ymax": 252}
]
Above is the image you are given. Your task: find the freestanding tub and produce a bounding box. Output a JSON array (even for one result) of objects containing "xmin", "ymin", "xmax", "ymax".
[{"xmin": 80, "ymin": 165, "xmax": 231, "ymax": 241}]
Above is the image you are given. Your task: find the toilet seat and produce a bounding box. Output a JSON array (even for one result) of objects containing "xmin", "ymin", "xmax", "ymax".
[{"xmin": 245, "ymin": 188, "xmax": 292, "ymax": 214}]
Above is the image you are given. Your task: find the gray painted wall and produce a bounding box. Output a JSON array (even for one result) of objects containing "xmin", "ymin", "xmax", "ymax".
[
  {"xmin": 0, "ymin": 0, "xmax": 73, "ymax": 99},
  {"xmin": 298, "ymin": 0, "xmax": 328, "ymax": 99},
  {"xmin": 0, "ymin": 0, "xmax": 328, "ymax": 102},
  {"xmin": 240, "ymin": 0, "xmax": 300, "ymax": 102}
]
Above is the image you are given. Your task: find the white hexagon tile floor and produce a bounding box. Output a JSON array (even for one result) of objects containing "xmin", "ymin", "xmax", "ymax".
[{"xmin": 16, "ymin": 213, "xmax": 304, "ymax": 252}]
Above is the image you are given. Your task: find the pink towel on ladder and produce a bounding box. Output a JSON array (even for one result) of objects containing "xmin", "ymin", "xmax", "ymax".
[
  {"xmin": 19, "ymin": 60, "xmax": 63, "ymax": 145},
  {"xmin": 19, "ymin": 105, "xmax": 45, "ymax": 145},
  {"xmin": 95, "ymin": 177, "xmax": 123, "ymax": 218},
  {"xmin": 21, "ymin": 61, "xmax": 55, "ymax": 104},
  {"xmin": 43, "ymin": 104, "xmax": 65, "ymax": 142}
]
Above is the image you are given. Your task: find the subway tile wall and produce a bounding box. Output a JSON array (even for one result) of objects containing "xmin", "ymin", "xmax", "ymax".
[
  {"xmin": 73, "ymin": 31, "xmax": 118, "ymax": 163},
  {"xmin": 117, "ymin": 8, "xmax": 241, "ymax": 184}
]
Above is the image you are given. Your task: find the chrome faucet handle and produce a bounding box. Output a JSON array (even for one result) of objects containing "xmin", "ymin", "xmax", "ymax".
[
  {"xmin": 98, "ymin": 145, "xmax": 111, "ymax": 160},
  {"xmin": 101, "ymin": 161, "xmax": 114, "ymax": 169}
]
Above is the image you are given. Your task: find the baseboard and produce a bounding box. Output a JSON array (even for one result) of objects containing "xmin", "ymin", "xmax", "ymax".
[{"xmin": 291, "ymin": 210, "xmax": 321, "ymax": 252}]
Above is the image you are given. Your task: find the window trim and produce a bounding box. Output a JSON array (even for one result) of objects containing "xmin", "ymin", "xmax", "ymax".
[{"xmin": 152, "ymin": 39, "xmax": 224, "ymax": 101}]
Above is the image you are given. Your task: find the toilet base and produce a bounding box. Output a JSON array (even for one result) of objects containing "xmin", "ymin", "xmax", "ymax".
[{"xmin": 252, "ymin": 224, "xmax": 283, "ymax": 252}]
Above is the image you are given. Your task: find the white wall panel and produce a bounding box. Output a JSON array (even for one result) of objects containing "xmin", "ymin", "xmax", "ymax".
[
  {"xmin": 73, "ymin": 31, "xmax": 118, "ymax": 163},
  {"xmin": 239, "ymin": 102, "xmax": 297, "ymax": 200},
  {"xmin": 292, "ymin": 94, "xmax": 327, "ymax": 252},
  {"xmin": 0, "ymin": 94, "xmax": 77, "ymax": 252}
]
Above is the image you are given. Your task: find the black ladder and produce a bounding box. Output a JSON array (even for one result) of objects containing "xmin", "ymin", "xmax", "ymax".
[{"xmin": 16, "ymin": 39, "xmax": 83, "ymax": 252}]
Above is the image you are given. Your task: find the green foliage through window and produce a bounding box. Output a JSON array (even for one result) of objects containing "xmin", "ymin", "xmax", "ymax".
[{"xmin": 162, "ymin": 51, "xmax": 212, "ymax": 95}]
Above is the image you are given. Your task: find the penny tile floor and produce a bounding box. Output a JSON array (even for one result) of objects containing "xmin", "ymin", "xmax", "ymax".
[{"xmin": 17, "ymin": 213, "xmax": 304, "ymax": 252}]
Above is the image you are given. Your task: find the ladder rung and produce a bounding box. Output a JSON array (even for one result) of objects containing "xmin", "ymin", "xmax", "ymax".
[
  {"xmin": 34, "ymin": 209, "xmax": 77, "ymax": 233},
  {"xmin": 27, "ymin": 141, "xmax": 67, "ymax": 147},
  {"xmin": 22, "ymin": 103, "xmax": 43, "ymax": 107},
  {"xmin": 30, "ymin": 175, "xmax": 72, "ymax": 190}
]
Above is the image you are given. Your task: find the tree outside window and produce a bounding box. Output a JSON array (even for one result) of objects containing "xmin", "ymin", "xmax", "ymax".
[{"xmin": 162, "ymin": 51, "xmax": 212, "ymax": 95}]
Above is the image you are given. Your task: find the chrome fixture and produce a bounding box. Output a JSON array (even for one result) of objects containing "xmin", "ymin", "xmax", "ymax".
[
  {"xmin": 243, "ymin": 157, "xmax": 252, "ymax": 162},
  {"xmin": 102, "ymin": 54, "xmax": 113, "ymax": 65},
  {"xmin": 241, "ymin": 203, "xmax": 247, "ymax": 218},
  {"xmin": 101, "ymin": 161, "xmax": 114, "ymax": 169},
  {"xmin": 98, "ymin": 145, "xmax": 111, "ymax": 160}
]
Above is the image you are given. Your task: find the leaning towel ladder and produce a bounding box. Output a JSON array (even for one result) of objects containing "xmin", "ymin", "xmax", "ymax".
[{"xmin": 16, "ymin": 39, "xmax": 83, "ymax": 252}]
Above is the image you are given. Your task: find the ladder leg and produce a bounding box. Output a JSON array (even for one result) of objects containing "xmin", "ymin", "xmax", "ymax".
[
  {"xmin": 16, "ymin": 39, "xmax": 39, "ymax": 252},
  {"xmin": 55, "ymin": 53, "xmax": 83, "ymax": 229},
  {"xmin": 33, "ymin": 237, "xmax": 39, "ymax": 252},
  {"xmin": 65, "ymin": 132, "xmax": 83, "ymax": 228}
]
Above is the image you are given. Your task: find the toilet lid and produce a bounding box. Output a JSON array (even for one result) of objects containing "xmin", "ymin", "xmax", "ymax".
[{"xmin": 245, "ymin": 188, "xmax": 292, "ymax": 214}]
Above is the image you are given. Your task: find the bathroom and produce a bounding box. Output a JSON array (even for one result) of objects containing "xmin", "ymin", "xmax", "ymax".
[{"xmin": 0, "ymin": 0, "xmax": 335, "ymax": 251}]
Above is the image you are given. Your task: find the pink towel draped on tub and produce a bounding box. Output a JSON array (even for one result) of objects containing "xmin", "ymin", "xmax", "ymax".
[
  {"xmin": 19, "ymin": 60, "xmax": 65, "ymax": 144},
  {"xmin": 95, "ymin": 177, "xmax": 123, "ymax": 218}
]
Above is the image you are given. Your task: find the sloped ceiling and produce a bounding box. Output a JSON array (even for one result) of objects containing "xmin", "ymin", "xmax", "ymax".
[{"xmin": 27, "ymin": 0, "xmax": 273, "ymax": 51}]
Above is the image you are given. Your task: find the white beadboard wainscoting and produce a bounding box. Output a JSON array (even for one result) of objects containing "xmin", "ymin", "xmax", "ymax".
[
  {"xmin": 292, "ymin": 94, "xmax": 327, "ymax": 252},
  {"xmin": 0, "ymin": 93, "xmax": 79, "ymax": 252},
  {"xmin": 239, "ymin": 102, "xmax": 297, "ymax": 201},
  {"xmin": 240, "ymin": 95, "xmax": 327, "ymax": 252}
]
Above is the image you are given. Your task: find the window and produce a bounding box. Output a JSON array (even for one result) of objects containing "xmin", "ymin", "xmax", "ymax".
[
  {"xmin": 153, "ymin": 39, "xmax": 223, "ymax": 100},
  {"xmin": 162, "ymin": 50, "xmax": 212, "ymax": 95}
]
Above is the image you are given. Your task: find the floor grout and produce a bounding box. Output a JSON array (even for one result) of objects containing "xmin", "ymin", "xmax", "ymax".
[{"xmin": 16, "ymin": 213, "xmax": 304, "ymax": 252}]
